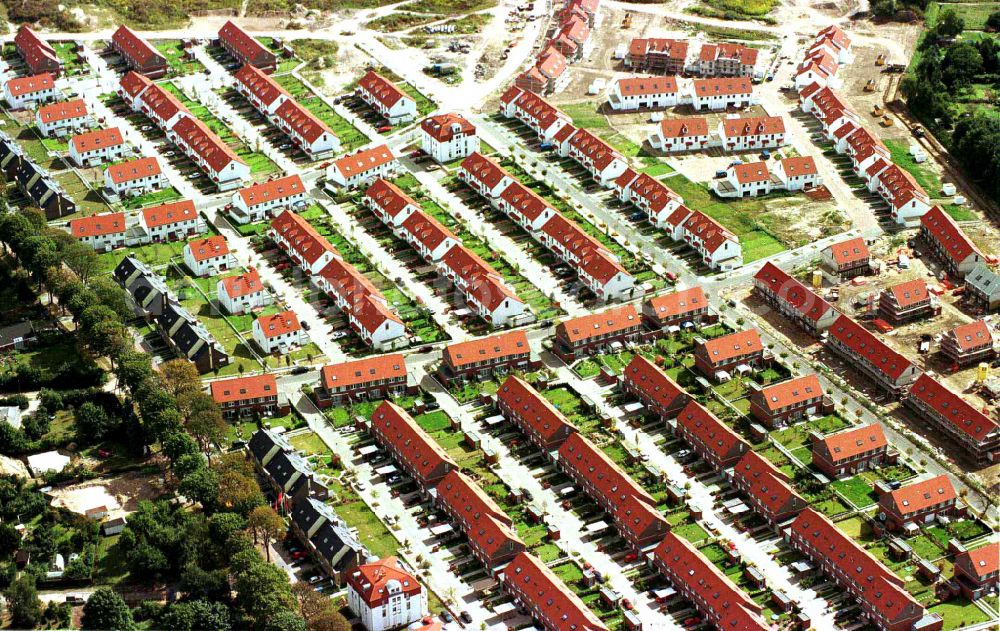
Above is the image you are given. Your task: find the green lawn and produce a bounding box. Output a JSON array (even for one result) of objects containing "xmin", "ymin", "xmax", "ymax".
[
  {"xmin": 272, "ymin": 75, "xmax": 369, "ymax": 153},
  {"xmin": 154, "ymin": 40, "xmax": 206, "ymax": 76},
  {"xmin": 884, "ymin": 138, "xmax": 942, "ymax": 194},
  {"xmin": 52, "ymin": 41, "xmax": 88, "ymax": 76},
  {"xmin": 930, "ymin": 1, "xmax": 1000, "ymax": 29},
  {"xmin": 929, "ymin": 598, "xmax": 994, "ymax": 630},
  {"xmin": 119, "ymin": 186, "xmax": 182, "ymax": 210},
  {"xmin": 830, "ymin": 475, "xmax": 877, "ymax": 508}
]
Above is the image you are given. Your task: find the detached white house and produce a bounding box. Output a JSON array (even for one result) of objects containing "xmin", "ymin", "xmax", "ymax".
[
  {"xmin": 420, "ymin": 113, "xmax": 478, "ymax": 163},
  {"xmin": 216, "ymin": 268, "xmax": 273, "ymax": 315},
  {"xmin": 712, "ymin": 161, "xmax": 774, "ymax": 198},
  {"xmin": 69, "ymin": 127, "xmax": 127, "ymax": 167},
  {"xmin": 230, "ymin": 174, "xmax": 308, "ymax": 224},
  {"xmin": 104, "ymin": 157, "xmax": 167, "ymax": 197},
  {"xmin": 326, "ymin": 145, "xmax": 399, "ymax": 189},
  {"xmin": 252, "ymin": 310, "xmax": 305, "ymax": 355},
  {"xmin": 184, "ymin": 235, "xmax": 235, "ymax": 277},
  {"xmin": 36, "ymin": 99, "xmax": 92, "ymax": 137}
]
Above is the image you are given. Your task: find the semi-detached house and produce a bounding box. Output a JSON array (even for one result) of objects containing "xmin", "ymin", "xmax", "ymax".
[
  {"xmin": 729, "ymin": 450, "xmax": 807, "ymax": 527},
  {"xmin": 363, "ymin": 178, "xmax": 420, "ymax": 228},
  {"xmin": 438, "ymin": 331, "xmax": 534, "ymax": 384},
  {"xmin": 607, "ymin": 75, "xmax": 680, "ymax": 111},
  {"xmin": 216, "ymin": 268, "xmax": 273, "ymax": 315},
  {"xmin": 14, "ymin": 26, "xmax": 61, "ymax": 76},
  {"xmin": 614, "ymin": 170, "xmax": 683, "ymax": 228},
  {"xmin": 539, "ymin": 213, "xmax": 636, "ymax": 302},
  {"xmin": 326, "ymin": 144, "xmax": 399, "ymax": 189},
  {"xmin": 648, "ymin": 117, "xmax": 711, "ymax": 153},
  {"xmin": 230, "ymin": 174, "xmax": 307, "ymax": 224},
  {"xmin": 315, "ymin": 354, "xmax": 408, "ymax": 407},
  {"xmin": 69, "ymin": 212, "xmax": 129, "ymax": 252},
  {"xmin": 104, "ymin": 156, "xmax": 166, "ymax": 197},
  {"xmin": 663, "ymin": 206, "xmax": 743, "ymax": 271},
  {"xmin": 553, "ymin": 304, "xmax": 643, "ymax": 362},
  {"xmin": 36, "ymin": 98, "xmax": 91, "ymax": 137},
  {"xmin": 183, "ymin": 235, "xmax": 234, "ymax": 277},
  {"xmin": 690, "ymin": 77, "xmax": 753, "ymax": 111},
  {"xmin": 69, "ymin": 127, "xmax": 126, "ymax": 167},
  {"xmin": 252, "ymin": 310, "xmax": 305, "ymax": 355},
  {"xmin": 810, "ymin": 423, "xmax": 892, "ymax": 479},
  {"xmin": 210, "ymin": 374, "xmax": 288, "ymax": 419},
  {"xmin": 4, "ymin": 72, "xmax": 57, "ymax": 109},
  {"xmin": 878, "ymin": 278, "xmax": 938, "ymax": 324},
  {"xmin": 718, "ymin": 115, "xmax": 785, "ymax": 151},
  {"xmin": 940, "ymin": 319, "xmax": 996, "ymax": 367},
  {"xmin": 500, "ymin": 552, "xmax": 609, "ymax": 631},
  {"xmin": 619, "ymin": 354, "xmax": 690, "ymax": 420}
]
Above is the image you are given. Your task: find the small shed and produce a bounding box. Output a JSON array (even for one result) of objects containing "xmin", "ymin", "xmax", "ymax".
[{"xmin": 102, "ymin": 517, "xmax": 127, "ymax": 537}]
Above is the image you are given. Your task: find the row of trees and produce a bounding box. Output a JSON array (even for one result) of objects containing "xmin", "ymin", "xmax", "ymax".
[{"xmin": 0, "ymin": 209, "xmax": 318, "ymax": 629}]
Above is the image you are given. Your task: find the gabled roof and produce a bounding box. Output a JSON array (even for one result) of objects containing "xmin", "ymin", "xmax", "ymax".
[
  {"xmin": 628, "ymin": 37, "xmax": 689, "ymax": 61},
  {"xmin": 142, "ymin": 199, "xmax": 197, "ymax": 228},
  {"xmin": 238, "ymin": 174, "xmax": 305, "ymax": 207},
  {"xmin": 566, "ymin": 128, "xmax": 623, "ymax": 171},
  {"xmin": 459, "ymin": 152, "xmax": 508, "ymax": 190},
  {"xmin": 321, "ymin": 354, "xmax": 406, "ymax": 389},
  {"xmin": 119, "ymin": 71, "xmax": 152, "ymax": 100},
  {"xmin": 112, "ymin": 25, "xmax": 164, "ymax": 67},
  {"xmin": 780, "ymin": 156, "xmax": 818, "ymax": 177},
  {"xmin": 731, "ymin": 161, "xmax": 770, "ymax": 184},
  {"xmin": 945, "ymin": 319, "xmax": 994, "ymax": 352},
  {"xmin": 556, "ymin": 304, "xmax": 640, "ymax": 343},
  {"xmin": 557, "ymin": 432, "xmax": 657, "ymax": 508},
  {"xmin": 883, "ymin": 474, "xmax": 956, "ymax": 516},
  {"xmin": 908, "ymin": 373, "xmax": 999, "ymax": 443},
  {"xmin": 234, "ymin": 63, "xmax": 288, "ymax": 107},
  {"xmin": 920, "ymin": 205, "xmax": 982, "ymax": 266},
  {"xmin": 509, "ymin": 88, "xmax": 569, "ymax": 131},
  {"xmin": 790, "ymin": 508, "xmax": 925, "ymax": 625},
  {"xmin": 816, "ymin": 24, "xmax": 851, "ymax": 51},
  {"xmin": 956, "ymin": 542, "xmax": 999, "ymax": 580},
  {"xmin": 883, "ymin": 278, "xmax": 930, "ymax": 309},
  {"xmin": 371, "ymin": 401, "xmax": 456, "ymax": 482},
  {"xmin": 274, "ymin": 97, "xmax": 335, "ymax": 144},
  {"xmin": 626, "ymin": 173, "xmax": 681, "ymax": 214},
  {"xmin": 365, "ymin": 178, "xmax": 419, "ymax": 219},
  {"xmin": 615, "ymin": 75, "xmax": 679, "ymax": 96},
  {"xmin": 815, "ymin": 423, "xmax": 887, "ymax": 463},
  {"xmin": 220, "ymin": 268, "xmax": 265, "ymax": 299},
  {"xmin": 681, "ymin": 209, "xmax": 738, "ymax": 255},
  {"xmin": 645, "ymin": 286, "xmax": 708, "ymax": 322},
  {"xmin": 14, "ymin": 26, "xmax": 59, "ymax": 74},
  {"xmin": 249, "ymin": 427, "xmax": 291, "ymax": 463},
  {"xmin": 536, "ymin": 45, "xmax": 568, "ymax": 79},
  {"xmin": 347, "ymin": 557, "xmax": 422, "ymax": 608},
  {"xmin": 966, "ymin": 263, "xmax": 1000, "ymax": 298},
  {"xmin": 499, "ymin": 181, "xmax": 553, "ymax": 223},
  {"xmin": 255, "ymin": 310, "xmax": 300, "ymax": 338},
  {"xmin": 697, "ymin": 328, "xmax": 763, "ymax": 364},
  {"xmin": 70, "ymin": 128, "xmax": 124, "ymax": 154},
  {"xmin": 827, "ymin": 315, "xmax": 914, "ymax": 380},
  {"xmin": 732, "ymin": 450, "xmax": 805, "ymax": 518},
  {"xmin": 38, "ymin": 99, "xmax": 87, "ymax": 124},
  {"xmin": 218, "ymin": 21, "xmax": 274, "ymax": 65},
  {"xmin": 439, "ymin": 245, "xmax": 520, "ymax": 312},
  {"xmin": 333, "ymin": 144, "xmax": 395, "ymax": 178},
  {"xmin": 622, "ymin": 355, "xmax": 687, "ymax": 411},
  {"xmin": 754, "ymin": 262, "xmax": 835, "ymax": 323},
  {"xmin": 722, "ymin": 116, "xmax": 784, "ymax": 138},
  {"xmin": 421, "ymin": 113, "xmax": 475, "ymax": 142},
  {"xmin": 653, "ymin": 532, "xmax": 767, "ymax": 630},
  {"xmin": 106, "ymin": 156, "xmax": 161, "ymax": 184},
  {"xmin": 676, "ymin": 400, "xmax": 748, "ymax": 460},
  {"xmin": 443, "ymin": 330, "xmax": 530, "ymax": 368},
  {"xmin": 825, "ymin": 236, "xmax": 870, "ymax": 265},
  {"xmin": 186, "ymin": 235, "xmax": 230, "ymax": 262},
  {"xmin": 71, "ymin": 212, "xmax": 127, "ymax": 238},
  {"xmin": 401, "ymin": 210, "xmax": 456, "ymax": 253},
  {"xmin": 271, "ymin": 210, "xmax": 336, "ymax": 266},
  {"xmin": 434, "ymin": 470, "xmax": 523, "ymax": 559},
  {"xmin": 658, "ymin": 117, "xmax": 710, "ymax": 139},
  {"xmin": 503, "ymin": 552, "xmax": 610, "ymax": 631},
  {"xmin": 699, "ymin": 42, "xmax": 759, "ymax": 67},
  {"xmin": 171, "ymin": 115, "xmax": 246, "ymax": 173},
  {"xmin": 496, "ymin": 375, "xmax": 576, "ymax": 443},
  {"xmin": 753, "ymin": 374, "xmax": 825, "ymax": 413},
  {"xmin": 210, "ymin": 374, "xmax": 278, "ymax": 404},
  {"xmin": 140, "ymin": 84, "xmax": 187, "ymax": 124},
  {"xmin": 358, "ymin": 70, "xmax": 410, "ymax": 109},
  {"xmin": 692, "ymin": 77, "xmax": 753, "ymax": 97},
  {"xmin": 876, "ymin": 163, "xmax": 929, "ymax": 210},
  {"xmin": 540, "ymin": 214, "xmax": 627, "ymax": 284}
]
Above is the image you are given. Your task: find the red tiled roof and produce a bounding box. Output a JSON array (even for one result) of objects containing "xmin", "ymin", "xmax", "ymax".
[
  {"xmin": 825, "ymin": 237, "xmax": 870, "ymax": 266},
  {"xmin": 798, "ymin": 80, "xmax": 823, "ymax": 101},
  {"xmin": 434, "ymin": 469, "xmax": 521, "ymax": 558},
  {"xmin": 908, "ymin": 373, "xmax": 999, "ymax": 443},
  {"xmin": 270, "ymin": 210, "xmax": 336, "ymax": 266},
  {"xmin": 884, "ymin": 278, "xmax": 929, "ymax": 309},
  {"xmin": 790, "ymin": 508, "xmax": 924, "ymax": 625},
  {"xmin": 540, "ymin": 214, "xmax": 626, "ymax": 284},
  {"xmin": 946, "ymin": 319, "xmax": 994, "ymax": 352},
  {"xmin": 698, "ymin": 328, "xmax": 762, "ymax": 364},
  {"xmin": 681, "ymin": 209, "xmax": 738, "ymax": 256},
  {"xmin": 877, "ymin": 163, "xmax": 928, "ymax": 210},
  {"xmin": 443, "ymin": 330, "xmax": 529, "ymax": 369},
  {"xmin": 628, "ymin": 38, "xmax": 688, "ymax": 61},
  {"xmin": 71, "ymin": 212, "xmax": 126, "ymax": 238},
  {"xmin": 499, "ymin": 84, "xmax": 524, "ymax": 109},
  {"xmin": 723, "ymin": 116, "xmax": 784, "ymax": 138},
  {"xmin": 557, "ymin": 432, "xmax": 657, "ymax": 508},
  {"xmin": 346, "ymin": 557, "xmax": 421, "ymax": 608},
  {"xmin": 499, "ymin": 181, "xmax": 552, "ymax": 223},
  {"xmin": 754, "ymin": 262, "xmax": 834, "ymax": 323},
  {"xmin": 365, "ymin": 178, "xmax": 419, "ymax": 219},
  {"xmin": 371, "ymin": 401, "xmax": 456, "ymax": 483},
  {"xmin": 884, "ymin": 474, "xmax": 956, "ymax": 517},
  {"xmin": 106, "ymin": 156, "xmax": 161, "ymax": 184},
  {"xmin": 496, "ymin": 375, "xmax": 576, "ymax": 443},
  {"xmin": 677, "ymin": 400, "xmax": 748, "ymax": 460},
  {"xmin": 234, "ymin": 63, "xmax": 288, "ymax": 107},
  {"xmin": 439, "ymin": 244, "xmax": 520, "ymax": 312},
  {"xmin": 210, "ymin": 374, "xmax": 278, "ymax": 404},
  {"xmin": 754, "ymin": 374, "xmax": 825, "ymax": 413},
  {"xmin": 218, "ymin": 21, "xmax": 273, "ymax": 66},
  {"xmin": 615, "ymin": 75, "xmax": 679, "ymax": 96},
  {"xmin": 732, "ymin": 450, "xmax": 804, "ymax": 519},
  {"xmin": 658, "ymin": 117, "xmax": 710, "ymax": 139},
  {"xmin": 699, "ymin": 42, "xmax": 758, "ymax": 67},
  {"xmin": 352, "ymin": 294, "xmax": 404, "ymax": 336},
  {"xmin": 255, "ymin": 310, "xmax": 300, "ymax": 338},
  {"xmin": 626, "ymin": 173, "xmax": 681, "ymax": 214},
  {"xmin": 731, "ymin": 161, "xmax": 770, "ymax": 184},
  {"xmin": 536, "ymin": 46, "xmax": 568, "ymax": 79},
  {"xmin": 186, "ymin": 235, "xmax": 229, "ymax": 262},
  {"xmin": 816, "ymin": 24, "xmax": 851, "ymax": 51},
  {"xmin": 556, "ymin": 304, "xmax": 640, "ymax": 344},
  {"xmin": 780, "ymin": 156, "xmax": 817, "ymax": 177},
  {"xmin": 959, "ymin": 542, "xmax": 999, "ymax": 580},
  {"xmin": 220, "ymin": 268, "xmax": 265, "ymax": 299},
  {"xmin": 142, "ymin": 200, "xmax": 197, "ymax": 228},
  {"xmin": 920, "ymin": 205, "xmax": 982, "ymax": 266},
  {"xmin": 566, "ymin": 127, "xmax": 623, "ymax": 171},
  {"xmin": 38, "ymin": 98, "xmax": 87, "ymax": 124},
  {"xmin": 653, "ymin": 532, "xmax": 767, "ymax": 630},
  {"xmin": 401, "ymin": 211, "xmax": 456, "ymax": 253},
  {"xmin": 622, "ymin": 355, "xmax": 686, "ymax": 411},
  {"xmin": 645, "ymin": 286, "xmax": 707, "ymax": 322},
  {"xmin": 827, "ymin": 315, "xmax": 914, "ymax": 380},
  {"xmin": 692, "ymin": 77, "xmax": 752, "ymax": 97},
  {"xmin": 14, "ymin": 26, "xmax": 58, "ymax": 75},
  {"xmin": 615, "ymin": 168, "xmax": 638, "ymax": 192},
  {"xmin": 460, "ymin": 152, "xmax": 508, "ymax": 190},
  {"xmin": 70, "ymin": 127, "xmax": 123, "ymax": 154},
  {"xmin": 238, "ymin": 174, "xmax": 305, "ymax": 207},
  {"xmin": 139, "ymin": 83, "xmax": 186, "ymax": 123},
  {"xmin": 171, "ymin": 115, "xmax": 245, "ymax": 173},
  {"xmin": 317, "ymin": 254, "xmax": 382, "ymax": 310},
  {"xmin": 816, "ymin": 423, "xmax": 887, "ymax": 464},
  {"xmin": 119, "ymin": 71, "xmax": 152, "ymax": 100},
  {"xmin": 421, "ymin": 113, "xmax": 475, "ymax": 142},
  {"xmin": 502, "ymin": 552, "xmax": 609, "ymax": 631},
  {"xmin": 359, "ymin": 70, "xmax": 409, "ymax": 110},
  {"xmin": 333, "ymin": 144, "xmax": 395, "ymax": 178},
  {"xmin": 112, "ymin": 25, "xmax": 163, "ymax": 67},
  {"xmin": 321, "ymin": 354, "xmax": 406, "ymax": 389},
  {"xmin": 274, "ymin": 97, "xmax": 334, "ymax": 144}
]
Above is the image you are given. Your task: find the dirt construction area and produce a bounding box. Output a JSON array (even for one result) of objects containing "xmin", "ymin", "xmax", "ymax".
[{"xmin": 48, "ymin": 471, "xmax": 166, "ymax": 519}]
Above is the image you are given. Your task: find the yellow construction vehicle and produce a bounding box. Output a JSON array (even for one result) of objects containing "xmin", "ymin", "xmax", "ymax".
[
  {"xmin": 864, "ymin": 79, "xmax": 877, "ymax": 92},
  {"xmin": 881, "ymin": 115, "xmax": 894, "ymax": 127},
  {"xmin": 872, "ymin": 105, "xmax": 884, "ymax": 117},
  {"xmin": 876, "ymin": 54, "xmax": 886, "ymax": 66},
  {"xmin": 622, "ymin": 13, "xmax": 632, "ymax": 28}
]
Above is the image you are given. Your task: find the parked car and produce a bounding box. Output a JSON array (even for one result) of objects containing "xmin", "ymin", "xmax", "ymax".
[{"xmin": 290, "ymin": 366, "xmax": 309, "ymax": 375}]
